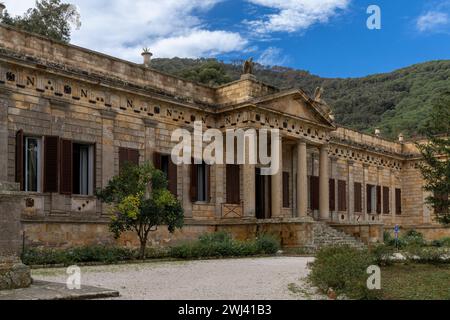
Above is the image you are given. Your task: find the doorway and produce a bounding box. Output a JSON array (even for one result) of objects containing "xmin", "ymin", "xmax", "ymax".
[{"xmin": 255, "ymin": 168, "xmax": 272, "ymax": 219}]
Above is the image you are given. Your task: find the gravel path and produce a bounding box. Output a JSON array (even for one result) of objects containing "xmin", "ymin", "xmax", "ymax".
[{"xmin": 32, "ymin": 257, "xmax": 324, "ymax": 300}]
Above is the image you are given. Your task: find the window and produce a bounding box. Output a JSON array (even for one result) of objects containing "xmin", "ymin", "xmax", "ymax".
[
  {"xmin": 154, "ymin": 152, "xmax": 178, "ymax": 196},
  {"xmin": 309, "ymin": 176, "xmax": 319, "ymax": 210},
  {"xmin": 190, "ymin": 161, "xmax": 210, "ymax": 202},
  {"xmin": 329, "ymin": 179, "xmax": 336, "ymax": 211},
  {"xmin": 383, "ymin": 186, "xmax": 390, "ymax": 214},
  {"xmin": 283, "ymin": 172, "xmax": 289, "ymax": 208},
  {"xmin": 376, "ymin": 185, "xmax": 382, "ymax": 214},
  {"xmin": 73, "ymin": 143, "xmax": 94, "ymax": 195},
  {"xmin": 226, "ymin": 164, "xmax": 240, "ymax": 204},
  {"xmin": 24, "ymin": 137, "xmax": 42, "ymax": 192},
  {"xmin": 338, "ymin": 180, "xmax": 347, "ymax": 211},
  {"xmin": 354, "ymin": 182, "xmax": 362, "ymax": 213},
  {"xmin": 367, "ymin": 184, "xmax": 376, "ymax": 214},
  {"xmin": 395, "ymin": 188, "xmax": 402, "ymax": 215}
]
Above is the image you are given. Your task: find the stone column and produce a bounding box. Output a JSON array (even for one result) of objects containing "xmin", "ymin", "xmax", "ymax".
[
  {"xmin": 390, "ymin": 169, "xmax": 396, "ymax": 223},
  {"xmin": 100, "ymin": 110, "xmax": 116, "ymax": 188},
  {"xmin": 348, "ymin": 161, "xmax": 355, "ymax": 222},
  {"xmin": 182, "ymin": 164, "xmax": 193, "ymax": 218},
  {"xmin": 143, "ymin": 119, "xmax": 157, "ymax": 163},
  {"xmin": 271, "ymin": 136, "xmax": 283, "ymax": 218},
  {"xmin": 296, "ymin": 140, "xmax": 308, "ymax": 217},
  {"xmin": 215, "ymin": 164, "xmax": 225, "ymax": 218},
  {"xmin": 0, "ymin": 99, "xmax": 8, "ymax": 181},
  {"xmin": 319, "ymin": 144, "xmax": 330, "ymax": 220},
  {"xmin": 243, "ymin": 163, "xmax": 256, "ymax": 218}
]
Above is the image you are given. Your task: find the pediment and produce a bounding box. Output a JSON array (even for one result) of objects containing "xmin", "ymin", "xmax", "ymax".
[{"xmin": 257, "ymin": 91, "xmax": 335, "ymax": 128}]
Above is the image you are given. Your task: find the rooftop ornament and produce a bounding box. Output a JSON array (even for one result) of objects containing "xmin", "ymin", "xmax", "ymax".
[{"xmin": 141, "ymin": 47, "xmax": 153, "ymax": 68}]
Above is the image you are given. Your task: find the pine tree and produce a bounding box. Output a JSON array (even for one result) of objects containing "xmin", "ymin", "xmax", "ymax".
[{"xmin": 417, "ymin": 90, "xmax": 450, "ymax": 224}]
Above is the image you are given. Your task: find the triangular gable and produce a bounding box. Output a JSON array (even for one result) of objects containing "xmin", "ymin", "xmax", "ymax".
[{"xmin": 256, "ymin": 91, "xmax": 335, "ymax": 128}]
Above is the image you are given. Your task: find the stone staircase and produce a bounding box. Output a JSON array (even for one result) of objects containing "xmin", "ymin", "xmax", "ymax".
[{"xmin": 310, "ymin": 222, "xmax": 366, "ymax": 251}]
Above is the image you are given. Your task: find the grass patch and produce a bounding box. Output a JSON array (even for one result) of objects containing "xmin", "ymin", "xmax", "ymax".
[{"xmin": 381, "ymin": 264, "xmax": 450, "ymax": 300}]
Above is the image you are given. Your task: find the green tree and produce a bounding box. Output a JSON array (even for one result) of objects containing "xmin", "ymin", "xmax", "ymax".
[
  {"xmin": 0, "ymin": 0, "xmax": 81, "ymax": 43},
  {"xmin": 96, "ymin": 162, "xmax": 184, "ymax": 259},
  {"xmin": 178, "ymin": 60, "xmax": 232, "ymax": 86},
  {"xmin": 417, "ymin": 90, "xmax": 450, "ymax": 224}
]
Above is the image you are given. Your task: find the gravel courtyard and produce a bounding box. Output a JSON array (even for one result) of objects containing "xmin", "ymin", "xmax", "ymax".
[{"xmin": 32, "ymin": 257, "xmax": 324, "ymax": 300}]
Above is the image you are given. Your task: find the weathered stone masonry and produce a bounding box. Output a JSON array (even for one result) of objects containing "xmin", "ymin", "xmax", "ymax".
[{"xmin": 0, "ymin": 24, "xmax": 448, "ymax": 251}]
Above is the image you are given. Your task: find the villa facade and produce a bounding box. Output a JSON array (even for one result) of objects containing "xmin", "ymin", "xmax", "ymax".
[{"xmin": 0, "ymin": 25, "xmax": 448, "ymax": 249}]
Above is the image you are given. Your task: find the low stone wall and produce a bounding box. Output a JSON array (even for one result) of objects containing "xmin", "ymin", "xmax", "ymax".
[
  {"xmin": 329, "ymin": 223, "xmax": 384, "ymax": 244},
  {"xmin": 0, "ymin": 190, "xmax": 32, "ymax": 290},
  {"xmin": 384, "ymin": 224, "xmax": 450, "ymax": 241},
  {"xmin": 22, "ymin": 218, "xmax": 315, "ymax": 249}
]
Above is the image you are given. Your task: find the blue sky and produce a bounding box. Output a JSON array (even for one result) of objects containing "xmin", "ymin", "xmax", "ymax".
[{"xmin": 4, "ymin": 0, "xmax": 450, "ymax": 78}]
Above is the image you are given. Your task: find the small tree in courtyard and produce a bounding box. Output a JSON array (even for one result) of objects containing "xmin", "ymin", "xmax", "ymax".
[
  {"xmin": 417, "ymin": 90, "xmax": 450, "ymax": 224},
  {"xmin": 96, "ymin": 162, "xmax": 184, "ymax": 259}
]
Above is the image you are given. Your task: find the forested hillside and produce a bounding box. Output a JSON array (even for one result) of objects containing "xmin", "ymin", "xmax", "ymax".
[{"xmin": 151, "ymin": 58, "xmax": 450, "ymax": 139}]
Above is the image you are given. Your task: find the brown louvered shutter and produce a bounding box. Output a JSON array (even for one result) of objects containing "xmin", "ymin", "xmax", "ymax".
[
  {"xmin": 119, "ymin": 147, "xmax": 128, "ymax": 171},
  {"xmin": 338, "ymin": 180, "xmax": 347, "ymax": 211},
  {"xmin": 329, "ymin": 179, "xmax": 335, "ymax": 211},
  {"xmin": 15, "ymin": 129, "xmax": 24, "ymax": 191},
  {"xmin": 153, "ymin": 152, "xmax": 161, "ymax": 170},
  {"xmin": 60, "ymin": 139, "xmax": 73, "ymax": 195},
  {"xmin": 383, "ymin": 186, "xmax": 390, "ymax": 214},
  {"xmin": 167, "ymin": 158, "xmax": 177, "ymax": 196},
  {"xmin": 310, "ymin": 176, "xmax": 319, "ymax": 210},
  {"xmin": 354, "ymin": 182, "xmax": 362, "ymax": 213},
  {"xmin": 226, "ymin": 164, "xmax": 240, "ymax": 204},
  {"xmin": 44, "ymin": 136, "xmax": 59, "ymax": 193},
  {"xmin": 395, "ymin": 188, "xmax": 402, "ymax": 215},
  {"xmin": 376, "ymin": 185, "xmax": 382, "ymax": 214},
  {"xmin": 128, "ymin": 149, "xmax": 139, "ymax": 166},
  {"xmin": 282, "ymin": 172, "xmax": 289, "ymax": 208},
  {"xmin": 190, "ymin": 162, "xmax": 198, "ymax": 202},
  {"xmin": 367, "ymin": 184, "xmax": 372, "ymax": 214}
]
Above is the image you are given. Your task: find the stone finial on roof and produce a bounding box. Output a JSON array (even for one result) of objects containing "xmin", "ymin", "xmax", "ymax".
[{"xmin": 141, "ymin": 47, "xmax": 153, "ymax": 68}]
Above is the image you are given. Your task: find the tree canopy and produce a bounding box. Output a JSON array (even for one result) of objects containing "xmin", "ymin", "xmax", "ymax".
[{"xmin": 1, "ymin": 0, "xmax": 81, "ymax": 43}]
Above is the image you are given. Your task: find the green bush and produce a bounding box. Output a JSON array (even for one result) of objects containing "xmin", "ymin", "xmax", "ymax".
[
  {"xmin": 169, "ymin": 232, "xmax": 279, "ymax": 259},
  {"xmin": 309, "ymin": 246, "xmax": 382, "ymax": 300},
  {"xmin": 402, "ymin": 230, "xmax": 426, "ymax": 247},
  {"xmin": 370, "ymin": 244, "xmax": 395, "ymax": 266},
  {"xmin": 404, "ymin": 247, "xmax": 450, "ymax": 265},
  {"xmin": 431, "ymin": 237, "xmax": 450, "ymax": 248},
  {"xmin": 22, "ymin": 245, "xmax": 136, "ymax": 266}
]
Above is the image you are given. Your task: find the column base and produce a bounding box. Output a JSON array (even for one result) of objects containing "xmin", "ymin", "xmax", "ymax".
[{"xmin": 0, "ymin": 257, "xmax": 32, "ymax": 290}]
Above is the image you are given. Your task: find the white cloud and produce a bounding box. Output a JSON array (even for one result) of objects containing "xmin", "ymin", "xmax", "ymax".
[
  {"xmin": 245, "ymin": 0, "xmax": 350, "ymax": 34},
  {"xmin": 416, "ymin": 11, "xmax": 449, "ymax": 32},
  {"xmin": 257, "ymin": 47, "xmax": 288, "ymax": 66},
  {"xmin": 2, "ymin": 0, "xmax": 247, "ymax": 62}
]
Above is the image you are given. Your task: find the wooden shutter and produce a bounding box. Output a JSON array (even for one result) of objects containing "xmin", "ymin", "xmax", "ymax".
[
  {"xmin": 226, "ymin": 164, "xmax": 240, "ymax": 204},
  {"xmin": 282, "ymin": 172, "xmax": 289, "ymax": 208},
  {"xmin": 60, "ymin": 139, "xmax": 73, "ymax": 195},
  {"xmin": 119, "ymin": 147, "xmax": 128, "ymax": 171},
  {"xmin": 329, "ymin": 179, "xmax": 335, "ymax": 211},
  {"xmin": 119, "ymin": 147, "xmax": 139, "ymax": 170},
  {"xmin": 395, "ymin": 188, "xmax": 402, "ymax": 215},
  {"xmin": 44, "ymin": 136, "xmax": 59, "ymax": 193},
  {"xmin": 15, "ymin": 129, "xmax": 24, "ymax": 191},
  {"xmin": 128, "ymin": 149, "xmax": 139, "ymax": 166},
  {"xmin": 383, "ymin": 186, "xmax": 390, "ymax": 214},
  {"xmin": 310, "ymin": 176, "xmax": 319, "ymax": 210},
  {"xmin": 376, "ymin": 185, "xmax": 382, "ymax": 214},
  {"xmin": 153, "ymin": 152, "xmax": 161, "ymax": 170},
  {"xmin": 167, "ymin": 158, "xmax": 177, "ymax": 196},
  {"xmin": 354, "ymin": 182, "xmax": 362, "ymax": 213},
  {"xmin": 367, "ymin": 184, "xmax": 372, "ymax": 214},
  {"xmin": 190, "ymin": 162, "xmax": 198, "ymax": 202},
  {"xmin": 338, "ymin": 180, "xmax": 347, "ymax": 211}
]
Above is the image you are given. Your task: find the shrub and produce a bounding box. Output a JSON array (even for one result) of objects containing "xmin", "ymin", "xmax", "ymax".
[
  {"xmin": 404, "ymin": 246, "xmax": 450, "ymax": 265},
  {"xmin": 169, "ymin": 232, "xmax": 279, "ymax": 259},
  {"xmin": 431, "ymin": 237, "xmax": 450, "ymax": 248},
  {"xmin": 370, "ymin": 244, "xmax": 395, "ymax": 266},
  {"xmin": 403, "ymin": 230, "xmax": 426, "ymax": 247},
  {"xmin": 309, "ymin": 246, "xmax": 381, "ymax": 300},
  {"xmin": 255, "ymin": 234, "xmax": 280, "ymax": 254}
]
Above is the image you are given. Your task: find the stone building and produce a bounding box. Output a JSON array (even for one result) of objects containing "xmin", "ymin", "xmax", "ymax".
[{"xmin": 0, "ymin": 24, "xmax": 449, "ymax": 250}]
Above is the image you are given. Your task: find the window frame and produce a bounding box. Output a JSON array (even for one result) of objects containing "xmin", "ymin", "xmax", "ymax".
[{"xmin": 24, "ymin": 136, "xmax": 43, "ymax": 193}]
